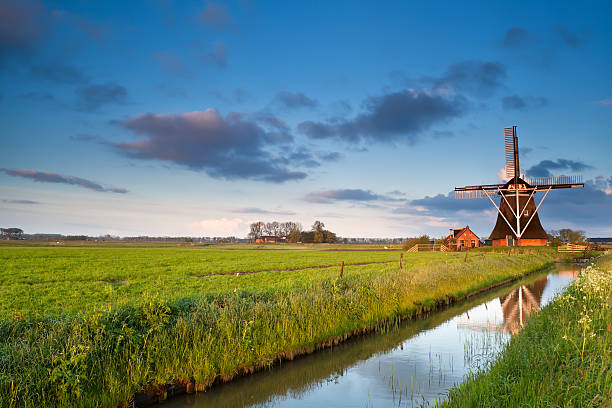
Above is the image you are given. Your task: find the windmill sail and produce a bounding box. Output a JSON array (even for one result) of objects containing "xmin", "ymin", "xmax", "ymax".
[{"xmin": 504, "ymin": 126, "xmax": 518, "ymax": 179}]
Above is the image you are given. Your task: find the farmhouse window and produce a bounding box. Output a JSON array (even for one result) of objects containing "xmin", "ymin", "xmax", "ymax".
[
  {"xmin": 460, "ymin": 240, "xmax": 464, "ymax": 247},
  {"xmin": 471, "ymin": 240, "xmax": 475, "ymax": 247}
]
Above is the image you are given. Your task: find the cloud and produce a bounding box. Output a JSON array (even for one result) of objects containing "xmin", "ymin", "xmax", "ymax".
[
  {"xmin": 283, "ymin": 147, "xmax": 320, "ymax": 168},
  {"xmin": 273, "ymin": 91, "xmax": 317, "ymax": 109},
  {"xmin": 70, "ymin": 133, "xmax": 106, "ymax": 143},
  {"xmin": 425, "ymin": 60, "xmax": 507, "ymax": 97},
  {"xmin": 1, "ymin": 199, "xmax": 40, "ymax": 204},
  {"xmin": 298, "ymin": 89, "xmax": 466, "ymax": 144},
  {"xmin": 317, "ymin": 151, "xmax": 342, "ymax": 161},
  {"xmin": 0, "ymin": 0, "xmax": 46, "ymax": 59},
  {"xmin": 0, "ymin": 168, "xmax": 128, "ymax": 193},
  {"xmin": 232, "ymin": 207, "xmax": 296, "ymax": 216},
  {"xmin": 526, "ymin": 159, "xmax": 592, "ymax": 177},
  {"xmin": 552, "ymin": 24, "xmax": 587, "ymax": 50},
  {"xmin": 198, "ymin": 2, "xmax": 234, "ymax": 31},
  {"xmin": 207, "ymin": 41, "xmax": 228, "ymax": 68},
  {"xmin": 593, "ymin": 98, "xmax": 612, "ymax": 106},
  {"xmin": 297, "ymin": 121, "xmax": 336, "ymax": 139},
  {"xmin": 27, "ymin": 62, "xmax": 89, "ymax": 84},
  {"xmin": 502, "ymin": 95, "xmax": 548, "ymax": 110},
  {"xmin": 114, "ymin": 109, "xmax": 307, "ymax": 182},
  {"xmin": 502, "ymin": 27, "xmax": 533, "ymax": 48},
  {"xmin": 76, "ymin": 83, "xmax": 127, "ymax": 111},
  {"xmin": 153, "ymin": 50, "xmax": 193, "ymax": 78},
  {"xmin": 17, "ymin": 91, "xmax": 56, "ymax": 102},
  {"xmin": 305, "ymin": 189, "xmax": 400, "ymax": 204},
  {"xmin": 402, "ymin": 192, "xmax": 490, "ymax": 216},
  {"xmin": 0, "ymin": 2, "xmax": 100, "ymax": 83},
  {"xmin": 191, "ymin": 217, "xmax": 244, "ymax": 235}
]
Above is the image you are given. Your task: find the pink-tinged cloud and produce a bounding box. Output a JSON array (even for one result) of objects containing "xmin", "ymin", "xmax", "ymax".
[
  {"xmin": 114, "ymin": 109, "xmax": 307, "ymax": 183},
  {"xmin": 0, "ymin": 168, "xmax": 128, "ymax": 193}
]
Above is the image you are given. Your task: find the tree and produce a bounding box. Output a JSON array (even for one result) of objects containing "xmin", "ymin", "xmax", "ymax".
[
  {"xmin": 324, "ymin": 230, "xmax": 337, "ymax": 243},
  {"xmin": 281, "ymin": 221, "xmax": 302, "ymax": 237},
  {"xmin": 248, "ymin": 221, "xmax": 264, "ymax": 241},
  {"xmin": 301, "ymin": 231, "xmax": 315, "ymax": 243},
  {"xmin": 287, "ymin": 229, "xmax": 301, "ymax": 243},
  {"xmin": 312, "ymin": 220, "xmax": 325, "ymax": 232},
  {"xmin": 403, "ymin": 235, "xmax": 431, "ymax": 250},
  {"xmin": 560, "ymin": 228, "xmax": 587, "ymax": 244},
  {"xmin": 313, "ymin": 230, "xmax": 324, "ymax": 243},
  {"xmin": 551, "ymin": 228, "xmax": 587, "ymax": 245}
]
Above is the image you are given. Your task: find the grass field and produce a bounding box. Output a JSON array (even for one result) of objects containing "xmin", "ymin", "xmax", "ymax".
[
  {"xmin": 0, "ymin": 243, "xmax": 564, "ymax": 407},
  {"xmin": 441, "ymin": 252, "xmax": 612, "ymax": 407}
]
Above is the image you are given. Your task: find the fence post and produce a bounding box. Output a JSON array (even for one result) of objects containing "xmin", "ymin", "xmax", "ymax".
[
  {"xmin": 340, "ymin": 261, "xmax": 344, "ymax": 278},
  {"xmin": 464, "ymin": 250, "xmax": 468, "ymax": 262},
  {"xmin": 400, "ymin": 253, "xmax": 403, "ymax": 269}
]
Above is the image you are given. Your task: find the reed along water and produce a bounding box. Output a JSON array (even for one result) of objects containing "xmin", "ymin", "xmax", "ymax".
[{"xmin": 164, "ymin": 264, "xmax": 580, "ymax": 408}]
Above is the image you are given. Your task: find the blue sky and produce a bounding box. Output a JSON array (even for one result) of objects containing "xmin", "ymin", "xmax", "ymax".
[{"xmin": 1, "ymin": 0, "xmax": 611, "ymax": 238}]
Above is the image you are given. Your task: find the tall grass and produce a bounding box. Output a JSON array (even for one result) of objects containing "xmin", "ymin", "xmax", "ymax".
[
  {"xmin": 0, "ymin": 248, "xmax": 556, "ymax": 407},
  {"xmin": 440, "ymin": 253, "xmax": 612, "ymax": 407}
]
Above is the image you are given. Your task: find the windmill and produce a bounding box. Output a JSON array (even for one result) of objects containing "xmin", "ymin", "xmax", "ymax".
[{"xmin": 454, "ymin": 126, "xmax": 584, "ymax": 246}]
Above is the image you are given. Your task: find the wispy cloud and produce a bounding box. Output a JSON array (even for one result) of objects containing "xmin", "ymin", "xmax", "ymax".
[
  {"xmin": 593, "ymin": 98, "xmax": 612, "ymax": 106},
  {"xmin": 305, "ymin": 189, "xmax": 402, "ymax": 204},
  {"xmin": 526, "ymin": 158, "xmax": 592, "ymax": 177},
  {"xmin": 232, "ymin": 207, "xmax": 296, "ymax": 216},
  {"xmin": 273, "ymin": 91, "xmax": 317, "ymax": 109},
  {"xmin": 207, "ymin": 41, "xmax": 229, "ymax": 68},
  {"xmin": 0, "ymin": 168, "xmax": 128, "ymax": 193},
  {"xmin": 198, "ymin": 2, "xmax": 234, "ymax": 31},
  {"xmin": 75, "ymin": 83, "xmax": 127, "ymax": 112},
  {"xmin": 1, "ymin": 199, "xmax": 40, "ymax": 205},
  {"xmin": 502, "ymin": 95, "xmax": 548, "ymax": 110},
  {"xmin": 153, "ymin": 50, "xmax": 193, "ymax": 78}
]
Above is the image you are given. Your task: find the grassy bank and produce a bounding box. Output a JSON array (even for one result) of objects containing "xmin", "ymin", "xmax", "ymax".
[
  {"xmin": 0, "ymin": 246, "xmax": 557, "ymax": 407},
  {"xmin": 441, "ymin": 253, "xmax": 612, "ymax": 407}
]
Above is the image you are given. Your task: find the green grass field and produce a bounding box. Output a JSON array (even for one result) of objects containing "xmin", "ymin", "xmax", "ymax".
[
  {"xmin": 0, "ymin": 243, "xmax": 563, "ymax": 407},
  {"xmin": 441, "ymin": 252, "xmax": 612, "ymax": 407}
]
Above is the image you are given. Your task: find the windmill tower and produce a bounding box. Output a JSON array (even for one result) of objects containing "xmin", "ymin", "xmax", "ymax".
[{"xmin": 454, "ymin": 126, "xmax": 584, "ymax": 246}]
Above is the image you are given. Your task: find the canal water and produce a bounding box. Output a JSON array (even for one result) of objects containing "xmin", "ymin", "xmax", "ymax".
[{"xmin": 165, "ymin": 264, "xmax": 580, "ymax": 408}]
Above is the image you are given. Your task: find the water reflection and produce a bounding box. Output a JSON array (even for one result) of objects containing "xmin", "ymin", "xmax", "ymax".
[{"xmin": 164, "ymin": 264, "xmax": 580, "ymax": 408}]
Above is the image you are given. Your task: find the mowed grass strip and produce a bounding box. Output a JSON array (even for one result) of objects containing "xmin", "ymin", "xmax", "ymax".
[
  {"xmin": 440, "ymin": 253, "xmax": 612, "ymax": 408},
  {"xmin": 0, "ymin": 246, "xmax": 556, "ymax": 407}
]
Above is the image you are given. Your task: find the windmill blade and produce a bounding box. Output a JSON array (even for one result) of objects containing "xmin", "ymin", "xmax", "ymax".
[
  {"xmin": 525, "ymin": 175, "xmax": 584, "ymax": 188},
  {"xmin": 504, "ymin": 126, "xmax": 518, "ymax": 179},
  {"xmin": 455, "ymin": 190, "xmax": 486, "ymax": 199}
]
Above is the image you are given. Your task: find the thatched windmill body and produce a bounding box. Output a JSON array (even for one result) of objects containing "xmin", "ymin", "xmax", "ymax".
[{"xmin": 455, "ymin": 126, "xmax": 584, "ymax": 246}]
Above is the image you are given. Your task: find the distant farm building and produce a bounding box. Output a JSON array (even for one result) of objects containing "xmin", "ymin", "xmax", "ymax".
[
  {"xmin": 255, "ymin": 236, "xmax": 287, "ymax": 244},
  {"xmin": 445, "ymin": 226, "xmax": 481, "ymax": 249}
]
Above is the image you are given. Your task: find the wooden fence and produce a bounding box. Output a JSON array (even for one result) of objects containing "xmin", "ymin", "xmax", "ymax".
[
  {"xmin": 557, "ymin": 243, "xmax": 587, "ymax": 253},
  {"xmin": 407, "ymin": 243, "xmax": 451, "ymax": 252}
]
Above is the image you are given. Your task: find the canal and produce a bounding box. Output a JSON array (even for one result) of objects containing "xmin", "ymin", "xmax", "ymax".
[{"xmin": 164, "ymin": 263, "xmax": 580, "ymax": 408}]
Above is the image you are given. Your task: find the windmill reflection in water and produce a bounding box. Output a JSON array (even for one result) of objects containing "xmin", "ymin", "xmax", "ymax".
[{"xmin": 457, "ymin": 269, "xmax": 579, "ymax": 335}]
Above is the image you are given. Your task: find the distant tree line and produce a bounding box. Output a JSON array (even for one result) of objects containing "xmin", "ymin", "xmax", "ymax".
[
  {"xmin": 547, "ymin": 229, "xmax": 588, "ymax": 246},
  {"xmin": 248, "ymin": 220, "xmax": 337, "ymax": 243},
  {"xmin": 0, "ymin": 228, "xmax": 23, "ymax": 240}
]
